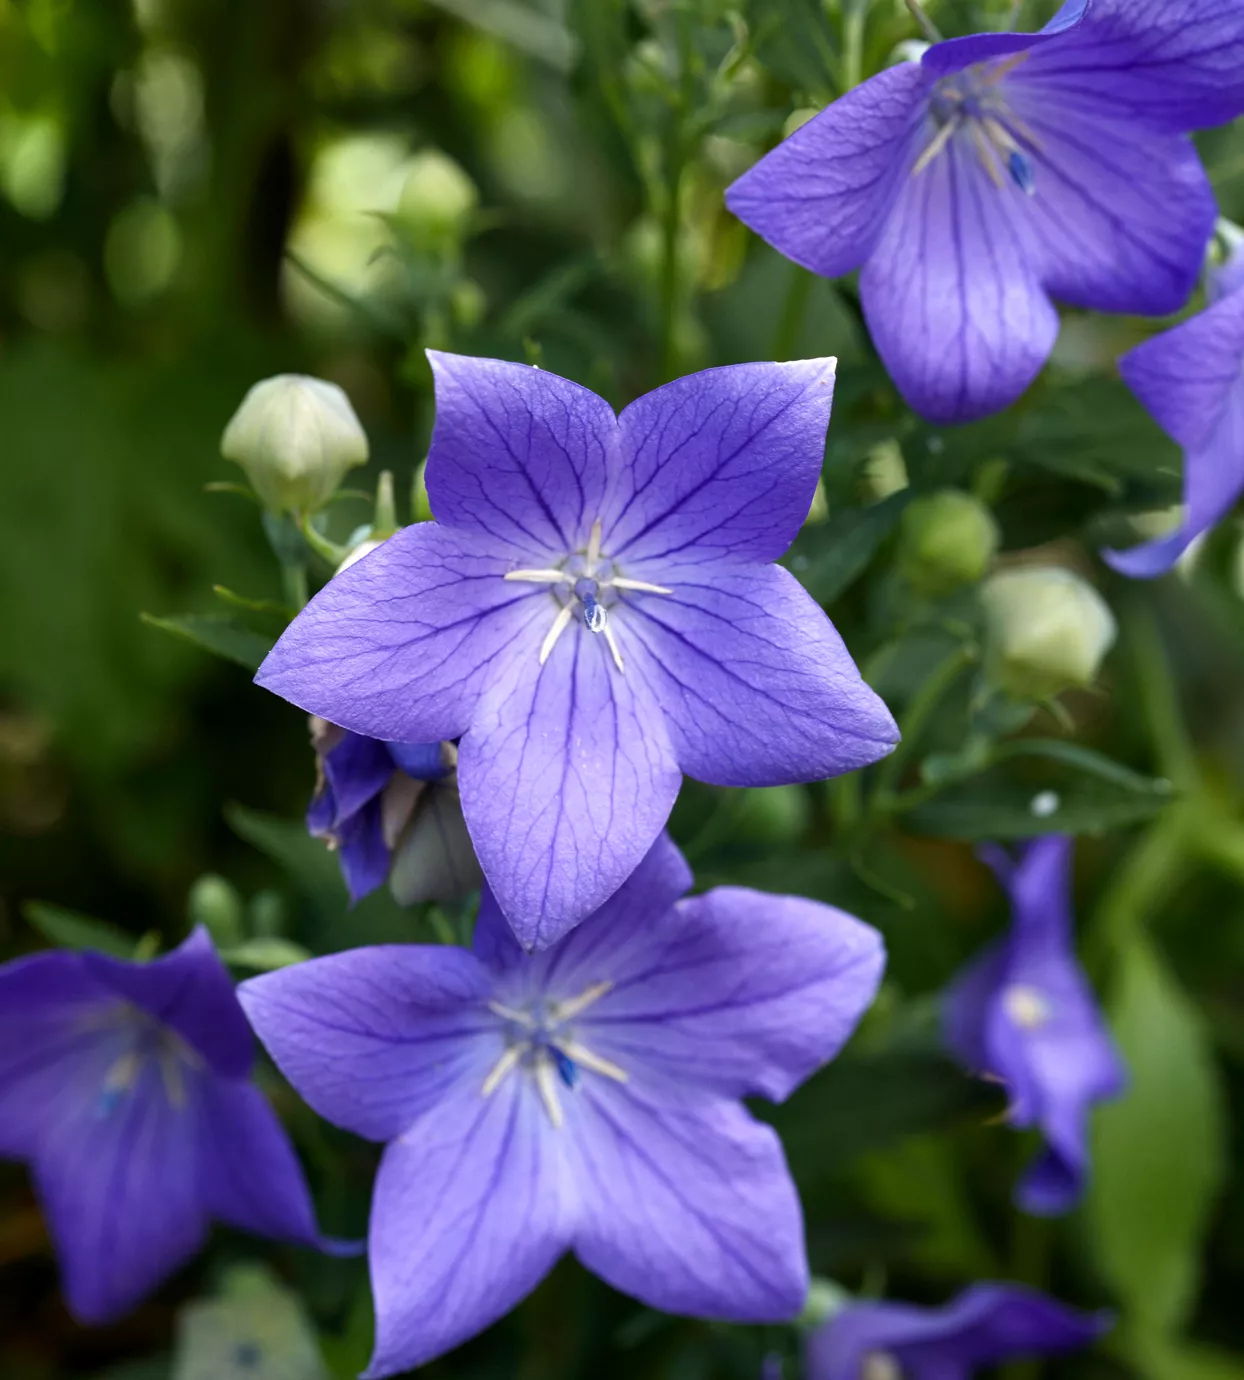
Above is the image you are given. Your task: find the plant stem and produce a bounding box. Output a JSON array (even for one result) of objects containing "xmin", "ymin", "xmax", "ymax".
[
  {"xmin": 281, "ymin": 561, "xmax": 308, "ymax": 611},
  {"xmin": 772, "ymin": 266, "xmax": 814, "ymax": 362},
  {"xmin": 842, "ymin": 0, "xmax": 867, "ymax": 90}
]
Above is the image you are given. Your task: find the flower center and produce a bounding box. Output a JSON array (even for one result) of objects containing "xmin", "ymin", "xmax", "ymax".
[
  {"xmin": 480, "ymin": 979, "xmax": 627, "ymax": 1128},
  {"xmin": 1002, "ymin": 982, "xmax": 1053, "ymax": 1030},
  {"xmin": 861, "ymin": 1353, "xmax": 904, "ymax": 1380},
  {"xmin": 916, "ymin": 53, "xmax": 1039, "ymax": 195},
  {"xmin": 503, "ymin": 517, "xmax": 673, "ymax": 672},
  {"xmin": 85, "ymin": 1003, "xmax": 203, "ymax": 1117}
]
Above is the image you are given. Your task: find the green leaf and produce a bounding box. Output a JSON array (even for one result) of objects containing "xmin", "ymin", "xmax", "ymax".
[
  {"xmin": 140, "ymin": 612, "xmax": 275, "ymax": 671},
  {"xmin": 23, "ymin": 900, "xmax": 136, "ymax": 958},
  {"xmin": 785, "ymin": 490, "xmax": 911, "ymax": 605},
  {"xmin": 905, "ymin": 739, "xmax": 1174, "ymax": 839},
  {"xmin": 219, "ymin": 938, "xmax": 312, "ymax": 970},
  {"xmin": 225, "ymin": 803, "xmax": 347, "ymax": 903},
  {"xmin": 1088, "ymin": 937, "xmax": 1227, "ymax": 1343}
]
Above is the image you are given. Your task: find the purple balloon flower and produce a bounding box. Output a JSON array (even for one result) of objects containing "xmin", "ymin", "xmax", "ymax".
[
  {"xmin": 944, "ymin": 836, "xmax": 1125, "ymax": 1215},
  {"xmin": 307, "ymin": 719, "xmax": 480, "ymax": 905},
  {"xmin": 0, "ymin": 929, "xmax": 340, "ymax": 1324},
  {"xmin": 239, "ymin": 834, "xmax": 885, "ymax": 1375},
  {"xmin": 256, "ymin": 352, "xmax": 898, "ymax": 949},
  {"xmin": 726, "ymin": 0, "xmax": 1244, "ymax": 424},
  {"xmin": 1104, "ymin": 244, "xmax": 1244, "ymax": 577},
  {"xmin": 806, "ymin": 1283, "xmax": 1110, "ymax": 1380}
]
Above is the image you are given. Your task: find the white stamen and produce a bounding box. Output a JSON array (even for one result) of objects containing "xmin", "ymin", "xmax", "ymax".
[
  {"xmin": 557, "ymin": 1038, "xmax": 628, "ymax": 1084},
  {"xmin": 862, "ymin": 1353, "xmax": 904, "ymax": 1380},
  {"xmin": 608, "ymin": 576, "xmax": 674, "ymax": 595},
  {"xmin": 539, "ymin": 605, "xmax": 575, "ymax": 664},
  {"xmin": 587, "ymin": 517, "xmax": 603, "ymax": 570},
  {"xmin": 971, "ymin": 122, "xmax": 1005, "ymax": 188},
  {"xmin": 550, "ymin": 979, "xmax": 614, "ymax": 1023},
  {"xmin": 159, "ymin": 1049, "xmax": 188, "ymax": 1108},
  {"xmin": 481, "ymin": 1044, "xmax": 523, "ymax": 1097},
  {"xmin": 488, "ymin": 1000, "xmax": 538, "ymax": 1029},
  {"xmin": 1002, "ymin": 983, "xmax": 1053, "ymax": 1030},
  {"xmin": 504, "ymin": 568, "xmax": 571, "ymax": 584},
  {"xmin": 912, "ymin": 117, "xmax": 958, "ymax": 176},
  {"xmin": 603, "ymin": 621, "xmax": 625, "ymax": 673},
  {"xmin": 533, "ymin": 1055, "xmax": 565, "ymax": 1128},
  {"xmin": 103, "ymin": 1050, "xmax": 141, "ymax": 1096}
]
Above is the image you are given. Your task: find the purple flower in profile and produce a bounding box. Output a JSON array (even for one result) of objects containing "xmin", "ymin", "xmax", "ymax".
[
  {"xmin": 239, "ymin": 834, "xmax": 885, "ymax": 1375},
  {"xmin": 726, "ymin": 0, "xmax": 1244, "ymax": 424},
  {"xmin": 256, "ymin": 352, "xmax": 897, "ymax": 949},
  {"xmin": 307, "ymin": 719, "xmax": 480, "ymax": 905},
  {"xmin": 806, "ymin": 1283, "xmax": 1110, "ymax": 1380},
  {"xmin": 0, "ymin": 929, "xmax": 341, "ymax": 1324},
  {"xmin": 944, "ymin": 836, "xmax": 1125, "ymax": 1215},
  {"xmin": 1104, "ymin": 242, "xmax": 1244, "ymax": 577}
]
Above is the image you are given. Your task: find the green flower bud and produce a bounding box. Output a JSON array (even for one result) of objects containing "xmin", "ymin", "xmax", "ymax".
[
  {"xmin": 898, "ymin": 489, "xmax": 1000, "ymax": 595},
  {"xmin": 396, "ymin": 150, "xmax": 479, "ymax": 248},
  {"xmin": 221, "ymin": 374, "xmax": 368, "ymax": 515},
  {"xmin": 981, "ymin": 566, "xmax": 1117, "ymax": 700},
  {"xmin": 186, "ymin": 873, "xmax": 245, "ymax": 949}
]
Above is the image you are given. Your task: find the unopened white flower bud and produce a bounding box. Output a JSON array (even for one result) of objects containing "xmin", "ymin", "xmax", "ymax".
[
  {"xmin": 982, "ymin": 566, "xmax": 1116, "ymax": 700},
  {"xmin": 397, "ymin": 150, "xmax": 478, "ymax": 249},
  {"xmin": 221, "ymin": 374, "xmax": 368, "ymax": 515}
]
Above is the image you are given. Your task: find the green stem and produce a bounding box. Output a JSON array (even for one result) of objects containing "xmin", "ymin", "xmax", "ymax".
[
  {"xmin": 1127, "ymin": 600, "xmax": 1195, "ymax": 789},
  {"xmin": 999, "ymin": 1211, "xmax": 1051, "ymax": 1380},
  {"xmin": 772, "ymin": 267, "xmax": 814, "ymax": 362},
  {"xmin": 657, "ymin": 152, "xmax": 686, "ymax": 384},
  {"xmin": 298, "ymin": 516, "xmax": 349, "ymax": 569},
  {"xmin": 281, "ymin": 561, "xmax": 308, "ymax": 611},
  {"xmin": 842, "ymin": 0, "xmax": 867, "ymax": 91}
]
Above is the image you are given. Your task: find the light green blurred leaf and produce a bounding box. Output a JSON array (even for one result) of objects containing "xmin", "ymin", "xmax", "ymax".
[
  {"xmin": 140, "ymin": 612, "xmax": 274, "ymax": 671},
  {"xmin": 23, "ymin": 900, "xmax": 135, "ymax": 957},
  {"xmin": 1088, "ymin": 937, "xmax": 1227, "ymax": 1345},
  {"xmin": 219, "ymin": 937, "xmax": 312, "ymax": 970},
  {"xmin": 225, "ymin": 803, "xmax": 346, "ymax": 903}
]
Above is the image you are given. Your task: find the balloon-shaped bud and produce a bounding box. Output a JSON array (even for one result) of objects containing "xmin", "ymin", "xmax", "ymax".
[
  {"xmin": 397, "ymin": 150, "xmax": 479, "ymax": 249},
  {"xmin": 898, "ymin": 489, "xmax": 1000, "ymax": 595},
  {"xmin": 221, "ymin": 374, "xmax": 368, "ymax": 515}
]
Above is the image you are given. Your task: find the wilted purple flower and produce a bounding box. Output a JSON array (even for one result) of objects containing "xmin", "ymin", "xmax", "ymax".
[
  {"xmin": 307, "ymin": 719, "xmax": 480, "ymax": 905},
  {"xmin": 256, "ymin": 352, "xmax": 897, "ymax": 948},
  {"xmin": 0, "ymin": 929, "xmax": 340, "ymax": 1324},
  {"xmin": 944, "ymin": 836, "xmax": 1125, "ymax": 1214},
  {"xmin": 726, "ymin": 0, "xmax": 1244, "ymax": 424},
  {"xmin": 239, "ymin": 834, "xmax": 885, "ymax": 1375},
  {"xmin": 806, "ymin": 1283, "xmax": 1109, "ymax": 1380},
  {"xmin": 1104, "ymin": 243, "xmax": 1244, "ymax": 577}
]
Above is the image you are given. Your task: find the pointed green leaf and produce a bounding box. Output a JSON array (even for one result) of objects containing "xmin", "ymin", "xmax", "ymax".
[
  {"xmin": 140, "ymin": 612, "xmax": 275, "ymax": 671},
  {"xmin": 219, "ymin": 938, "xmax": 312, "ymax": 971},
  {"xmin": 785, "ymin": 490, "xmax": 911, "ymax": 605},
  {"xmin": 23, "ymin": 901, "xmax": 135, "ymax": 958}
]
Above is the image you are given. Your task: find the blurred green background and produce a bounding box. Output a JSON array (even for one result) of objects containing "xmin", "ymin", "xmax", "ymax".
[{"xmin": 3, "ymin": 0, "xmax": 1244, "ymax": 1377}]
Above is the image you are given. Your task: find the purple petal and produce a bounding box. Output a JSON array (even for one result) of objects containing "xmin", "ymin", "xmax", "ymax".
[
  {"xmin": 1013, "ymin": 0, "xmax": 1244, "ymax": 132},
  {"xmin": 860, "ymin": 135, "xmax": 1059, "ymax": 424},
  {"xmin": 195, "ymin": 1078, "xmax": 329, "ymax": 1249},
  {"xmin": 83, "ymin": 928, "xmax": 253, "ymax": 1079},
  {"xmin": 807, "ymin": 1284, "xmax": 1109, "ymax": 1380},
  {"xmin": 256, "ymin": 522, "xmax": 547, "ymax": 743},
  {"xmin": 1107, "ymin": 295, "xmax": 1244, "ymax": 578},
  {"xmin": 626, "ymin": 562, "xmax": 897, "ymax": 785},
  {"xmin": 321, "ymin": 731, "xmax": 395, "ymax": 823},
  {"xmin": 238, "ymin": 946, "xmax": 494, "ymax": 1142},
  {"xmin": 335, "ymin": 798, "xmax": 392, "ymax": 903},
  {"xmin": 425, "ymin": 350, "xmax": 616, "ymax": 559},
  {"xmin": 457, "ymin": 621, "xmax": 681, "ymax": 950},
  {"xmin": 364, "ymin": 1074, "xmax": 570, "ymax": 1376},
  {"xmin": 1003, "ymin": 78, "xmax": 1214, "ymax": 316},
  {"xmin": 942, "ymin": 938, "xmax": 1009, "ymax": 1075},
  {"xmin": 569, "ymin": 1083, "xmax": 806, "ymax": 1322},
  {"xmin": 566, "ymin": 886, "xmax": 883, "ymax": 1102},
  {"xmin": 34, "ymin": 1060, "xmax": 207, "ymax": 1323},
  {"xmin": 920, "ymin": 0, "xmax": 1089, "ymax": 75},
  {"xmin": 386, "ymin": 739, "xmax": 450, "ymax": 781},
  {"xmin": 0, "ymin": 952, "xmax": 114, "ymax": 1158},
  {"xmin": 607, "ymin": 360, "xmax": 837, "ymax": 567},
  {"xmin": 725, "ymin": 64, "xmax": 930, "ymax": 282}
]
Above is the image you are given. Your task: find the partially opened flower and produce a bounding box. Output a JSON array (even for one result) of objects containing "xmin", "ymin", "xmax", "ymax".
[
  {"xmin": 1105, "ymin": 244, "xmax": 1244, "ymax": 577},
  {"xmin": 944, "ymin": 836, "xmax": 1125, "ymax": 1214},
  {"xmin": 240, "ymin": 834, "xmax": 885, "ymax": 1375},
  {"xmin": 0, "ymin": 929, "xmax": 342, "ymax": 1324},
  {"xmin": 307, "ymin": 719, "xmax": 480, "ymax": 905},
  {"xmin": 726, "ymin": 0, "xmax": 1244, "ymax": 424},
  {"xmin": 257, "ymin": 352, "xmax": 897, "ymax": 948},
  {"xmin": 806, "ymin": 1283, "xmax": 1109, "ymax": 1380}
]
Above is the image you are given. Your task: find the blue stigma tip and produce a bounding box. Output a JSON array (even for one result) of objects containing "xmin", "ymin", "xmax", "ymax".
[
  {"xmin": 1008, "ymin": 150, "xmax": 1035, "ymax": 196},
  {"xmin": 581, "ymin": 596, "xmax": 607, "ymax": 633},
  {"xmin": 553, "ymin": 1048, "xmax": 579, "ymax": 1088}
]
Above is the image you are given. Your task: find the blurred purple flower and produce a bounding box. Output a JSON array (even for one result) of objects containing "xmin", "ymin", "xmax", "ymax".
[
  {"xmin": 307, "ymin": 719, "xmax": 480, "ymax": 906},
  {"xmin": 240, "ymin": 835, "xmax": 885, "ymax": 1375},
  {"xmin": 1104, "ymin": 243, "xmax": 1244, "ymax": 577},
  {"xmin": 257, "ymin": 352, "xmax": 897, "ymax": 949},
  {"xmin": 806, "ymin": 1283, "xmax": 1109, "ymax": 1380},
  {"xmin": 0, "ymin": 929, "xmax": 341, "ymax": 1324},
  {"xmin": 726, "ymin": 0, "xmax": 1244, "ymax": 424},
  {"xmin": 944, "ymin": 836, "xmax": 1125, "ymax": 1214}
]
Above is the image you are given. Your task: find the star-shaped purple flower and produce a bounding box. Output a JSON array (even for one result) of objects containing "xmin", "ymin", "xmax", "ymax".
[
  {"xmin": 256, "ymin": 352, "xmax": 898, "ymax": 948},
  {"xmin": 1104, "ymin": 243, "xmax": 1244, "ymax": 577},
  {"xmin": 944, "ymin": 836, "xmax": 1125, "ymax": 1215},
  {"xmin": 806, "ymin": 1283, "xmax": 1110, "ymax": 1380},
  {"xmin": 726, "ymin": 0, "xmax": 1244, "ymax": 424},
  {"xmin": 307, "ymin": 719, "xmax": 480, "ymax": 905},
  {"xmin": 0, "ymin": 929, "xmax": 341, "ymax": 1324},
  {"xmin": 239, "ymin": 834, "xmax": 885, "ymax": 1375}
]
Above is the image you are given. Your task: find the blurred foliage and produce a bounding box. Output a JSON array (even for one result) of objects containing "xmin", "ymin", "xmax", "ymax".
[{"xmin": 3, "ymin": 0, "xmax": 1244, "ymax": 1377}]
